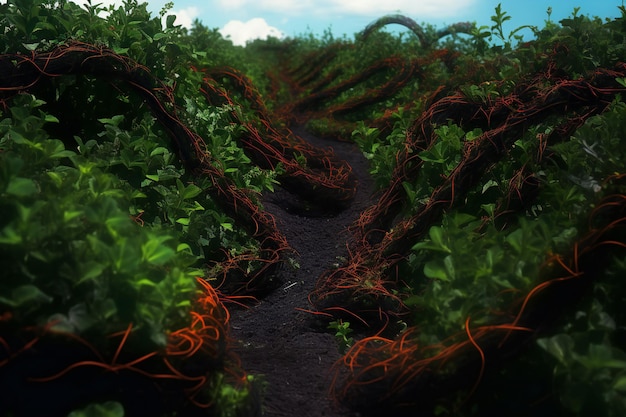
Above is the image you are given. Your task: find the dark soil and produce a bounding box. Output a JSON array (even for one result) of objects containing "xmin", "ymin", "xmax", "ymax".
[{"xmin": 229, "ymin": 125, "xmax": 376, "ymax": 417}]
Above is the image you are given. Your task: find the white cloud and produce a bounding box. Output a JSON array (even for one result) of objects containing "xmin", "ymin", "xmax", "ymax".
[
  {"xmin": 167, "ymin": 6, "xmax": 199, "ymax": 29},
  {"xmin": 216, "ymin": 0, "xmax": 475, "ymax": 18},
  {"xmin": 219, "ymin": 18, "xmax": 285, "ymax": 46}
]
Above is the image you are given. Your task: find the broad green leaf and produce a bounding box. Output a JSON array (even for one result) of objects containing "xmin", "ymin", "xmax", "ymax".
[
  {"xmin": 64, "ymin": 210, "xmax": 83, "ymax": 222},
  {"xmin": 181, "ymin": 184, "xmax": 202, "ymax": 200},
  {"xmin": 402, "ymin": 295, "xmax": 422, "ymax": 307},
  {"xmin": 424, "ymin": 260, "xmax": 449, "ymax": 281},
  {"xmin": 579, "ymin": 344, "xmax": 626, "ymax": 370},
  {"xmin": 402, "ymin": 181, "xmax": 416, "ymax": 202},
  {"xmin": 465, "ymin": 128, "xmax": 483, "ymax": 141},
  {"xmin": 614, "ymin": 376, "xmax": 626, "ymax": 392},
  {"xmin": 6, "ymin": 177, "xmax": 38, "ymax": 196},
  {"xmin": 105, "ymin": 216, "xmax": 131, "ymax": 237},
  {"xmin": 176, "ymin": 243, "xmax": 192, "ymax": 252},
  {"xmin": 87, "ymin": 234, "xmax": 111, "ymax": 257},
  {"xmin": 134, "ymin": 279, "xmax": 157, "ymax": 287},
  {"xmin": 191, "ymin": 200, "xmax": 205, "ymax": 211},
  {"xmin": 443, "ymin": 255, "xmax": 455, "ymax": 280},
  {"xmin": 537, "ymin": 334, "xmax": 574, "ymax": 365},
  {"xmin": 481, "ymin": 203, "xmax": 495, "ymax": 218},
  {"xmin": 412, "ymin": 241, "xmax": 444, "ymax": 252},
  {"xmin": 165, "ymin": 14, "xmax": 176, "ymax": 28},
  {"xmin": 428, "ymin": 226, "xmax": 451, "ymax": 253},
  {"xmin": 491, "ymin": 275, "xmax": 514, "ymax": 289},
  {"xmin": 450, "ymin": 213, "xmax": 477, "ymax": 227},
  {"xmin": 505, "ymin": 228, "xmax": 524, "ymax": 253},
  {"xmin": 67, "ymin": 401, "xmax": 124, "ymax": 417},
  {"xmin": 418, "ymin": 148, "xmax": 444, "ymax": 164},
  {"xmin": 0, "ymin": 284, "xmax": 53, "ymax": 307},
  {"xmin": 141, "ymin": 236, "xmax": 175, "ymax": 265},
  {"xmin": 50, "ymin": 149, "xmax": 75, "ymax": 159},
  {"xmin": 97, "ymin": 115, "xmax": 124, "ymax": 126},
  {"xmin": 46, "ymin": 171, "xmax": 63, "ymax": 187},
  {"xmin": 186, "ymin": 268, "xmax": 205, "ymax": 277},
  {"xmin": 22, "ymin": 42, "xmax": 39, "ymax": 51},
  {"xmin": 482, "ymin": 179, "xmax": 498, "ymax": 194},
  {"xmin": 155, "ymin": 167, "xmax": 180, "ymax": 181},
  {"xmin": 149, "ymin": 146, "xmax": 169, "ymax": 156},
  {"xmin": 0, "ymin": 227, "xmax": 22, "ymax": 244},
  {"xmin": 130, "ymin": 190, "xmax": 147, "ymax": 199},
  {"xmin": 78, "ymin": 261, "xmax": 106, "ymax": 284},
  {"xmin": 110, "ymin": 237, "xmax": 138, "ymax": 272},
  {"xmin": 429, "ymin": 226, "xmax": 443, "ymax": 244},
  {"xmin": 44, "ymin": 114, "xmax": 59, "ymax": 123}
]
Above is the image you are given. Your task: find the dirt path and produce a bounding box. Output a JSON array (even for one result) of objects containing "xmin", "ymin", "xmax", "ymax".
[{"xmin": 229, "ymin": 126, "xmax": 375, "ymax": 417}]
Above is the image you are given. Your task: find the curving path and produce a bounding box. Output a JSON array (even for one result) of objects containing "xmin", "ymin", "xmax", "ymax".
[{"xmin": 229, "ymin": 125, "xmax": 376, "ymax": 417}]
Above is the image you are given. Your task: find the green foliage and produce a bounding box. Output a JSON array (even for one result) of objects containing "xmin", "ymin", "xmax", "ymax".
[
  {"xmin": 0, "ymin": 3, "xmax": 275, "ymax": 412},
  {"xmin": 0, "ymin": 0, "xmax": 277, "ymax": 267},
  {"xmin": 552, "ymin": 99, "xmax": 626, "ymax": 185},
  {"xmin": 537, "ymin": 285, "xmax": 626, "ymax": 417},
  {"xmin": 328, "ymin": 319, "xmax": 354, "ymax": 353},
  {"xmin": 182, "ymin": 100, "xmax": 279, "ymax": 193},
  {"xmin": 318, "ymin": 8, "xmax": 626, "ymax": 412},
  {"xmin": 2, "ymin": 1, "xmax": 626, "ymax": 415},
  {"xmin": 405, "ymin": 214, "xmax": 550, "ymax": 343},
  {"xmin": 526, "ymin": 102, "xmax": 626, "ymax": 417},
  {"xmin": 352, "ymin": 108, "xmax": 413, "ymax": 189},
  {"xmin": 210, "ymin": 374, "xmax": 260, "ymax": 417},
  {"xmin": 68, "ymin": 401, "xmax": 125, "ymax": 417},
  {"xmin": 0, "ymin": 94, "xmax": 200, "ymax": 346},
  {"xmin": 418, "ymin": 123, "xmax": 465, "ymax": 173}
]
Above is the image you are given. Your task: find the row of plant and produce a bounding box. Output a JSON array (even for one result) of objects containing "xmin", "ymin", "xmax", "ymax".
[
  {"xmin": 0, "ymin": 90, "xmax": 255, "ymax": 415},
  {"xmin": 4, "ymin": 0, "xmax": 626, "ymax": 415},
  {"xmin": 264, "ymin": 5, "xmax": 626, "ymax": 416},
  {"xmin": 0, "ymin": 0, "xmax": 334, "ymax": 415}
]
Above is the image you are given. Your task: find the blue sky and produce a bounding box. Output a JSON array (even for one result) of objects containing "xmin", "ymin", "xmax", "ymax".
[{"xmin": 81, "ymin": 1, "xmax": 624, "ymax": 46}]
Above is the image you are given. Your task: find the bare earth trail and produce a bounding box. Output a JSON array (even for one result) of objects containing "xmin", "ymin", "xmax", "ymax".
[{"xmin": 229, "ymin": 126, "xmax": 375, "ymax": 417}]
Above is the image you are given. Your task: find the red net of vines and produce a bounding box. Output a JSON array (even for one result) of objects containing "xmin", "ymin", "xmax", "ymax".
[
  {"xmin": 0, "ymin": 42, "xmax": 291, "ymax": 295},
  {"xmin": 330, "ymin": 180, "xmax": 626, "ymax": 414},
  {"xmin": 0, "ymin": 40, "xmax": 372, "ymax": 414},
  {"xmin": 310, "ymin": 61, "xmax": 626, "ymax": 317},
  {"xmin": 0, "ymin": 277, "xmax": 251, "ymax": 415},
  {"xmin": 291, "ymin": 41, "xmax": 626, "ymax": 411},
  {"xmin": 198, "ymin": 66, "xmax": 357, "ymax": 211}
]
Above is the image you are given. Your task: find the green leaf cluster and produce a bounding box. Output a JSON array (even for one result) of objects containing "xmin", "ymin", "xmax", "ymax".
[
  {"xmin": 68, "ymin": 401, "xmax": 124, "ymax": 417},
  {"xmin": 405, "ymin": 213, "xmax": 550, "ymax": 343},
  {"xmin": 0, "ymin": 94, "xmax": 202, "ymax": 347},
  {"xmin": 328, "ymin": 319, "xmax": 354, "ymax": 353},
  {"xmin": 537, "ymin": 296, "xmax": 626, "ymax": 417},
  {"xmin": 0, "ymin": 2, "xmax": 273, "ymax": 410}
]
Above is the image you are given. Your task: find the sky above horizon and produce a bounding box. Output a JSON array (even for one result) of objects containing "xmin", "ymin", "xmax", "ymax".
[{"xmin": 76, "ymin": 1, "xmax": 624, "ymax": 46}]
